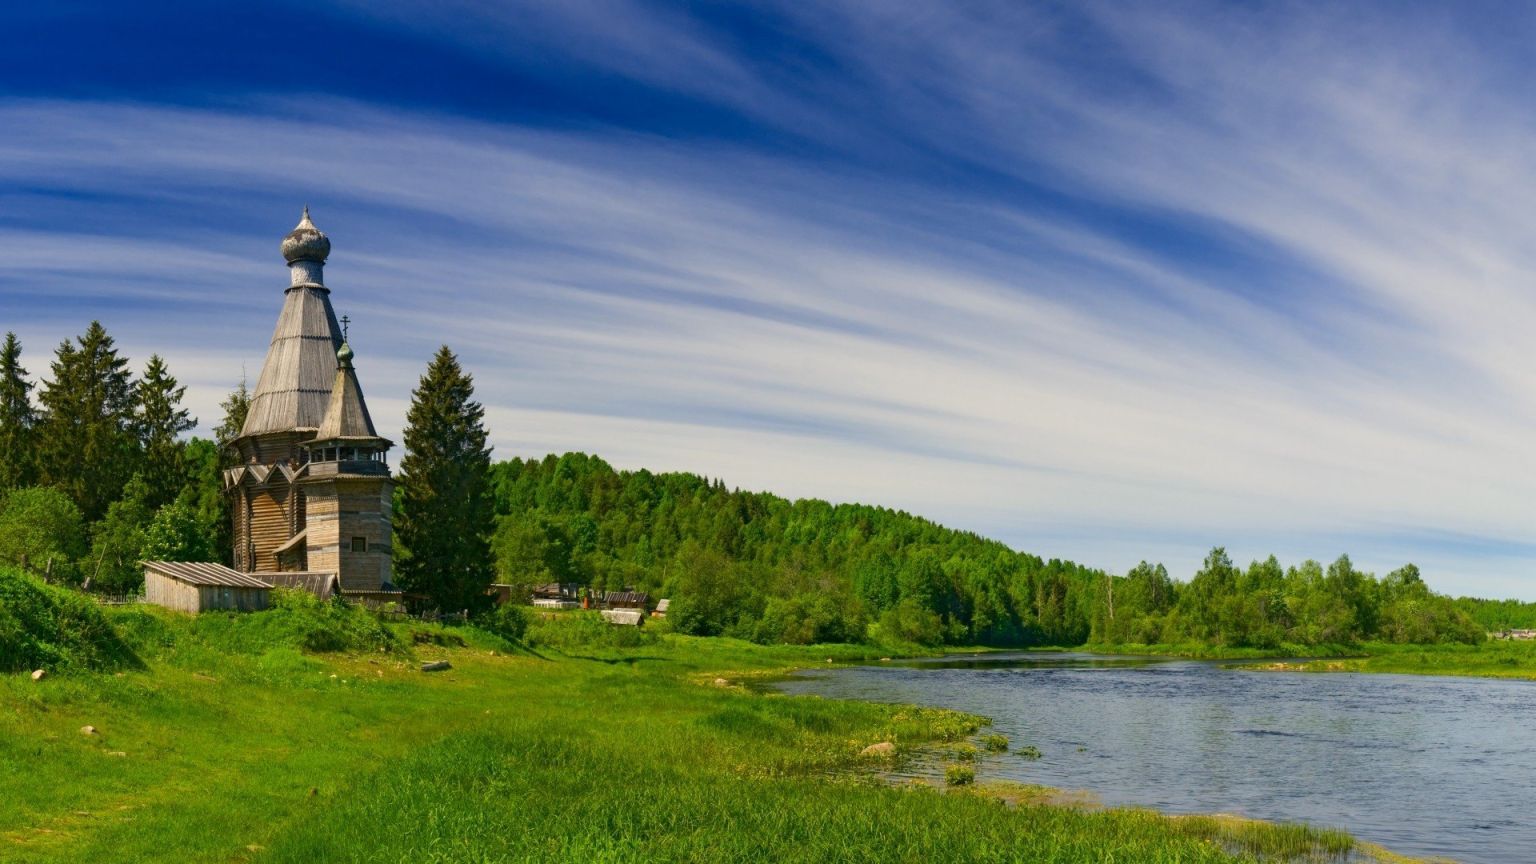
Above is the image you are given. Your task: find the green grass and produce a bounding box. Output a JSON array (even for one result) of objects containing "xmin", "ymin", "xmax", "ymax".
[
  {"xmin": 1234, "ymin": 639, "xmax": 1536, "ymax": 679},
  {"xmin": 1088, "ymin": 638, "xmax": 1536, "ymax": 681},
  {"xmin": 0, "ymin": 605, "xmax": 1410, "ymax": 863},
  {"xmin": 1083, "ymin": 642, "xmax": 1363, "ymax": 661},
  {"xmin": 0, "ymin": 566, "xmax": 140, "ymax": 673}
]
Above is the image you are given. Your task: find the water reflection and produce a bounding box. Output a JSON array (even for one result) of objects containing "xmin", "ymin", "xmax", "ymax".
[{"xmin": 775, "ymin": 653, "xmax": 1536, "ymax": 864}]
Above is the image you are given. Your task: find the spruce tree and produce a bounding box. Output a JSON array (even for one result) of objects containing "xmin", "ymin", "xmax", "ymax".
[
  {"xmin": 0, "ymin": 332, "xmax": 36, "ymax": 490},
  {"xmin": 214, "ymin": 381, "xmax": 250, "ymax": 441},
  {"xmin": 136, "ymin": 354, "xmax": 195, "ymax": 507},
  {"xmin": 396, "ymin": 346, "xmax": 495, "ymax": 612},
  {"xmin": 37, "ymin": 321, "xmax": 140, "ymax": 521}
]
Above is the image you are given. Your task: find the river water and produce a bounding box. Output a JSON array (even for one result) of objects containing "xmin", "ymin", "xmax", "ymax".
[{"xmin": 773, "ymin": 652, "xmax": 1536, "ymax": 863}]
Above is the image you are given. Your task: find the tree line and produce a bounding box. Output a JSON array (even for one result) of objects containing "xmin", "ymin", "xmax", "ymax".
[
  {"xmin": 0, "ymin": 321, "xmax": 1515, "ymax": 647},
  {"xmin": 0, "ymin": 326, "xmax": 221, "ymax": 590},
  {"xmin": 488, "ymin": 453, "xmax": 1488, "ymax": 647},
  {"xmin": 0, "ymin": 324, "xmax": 494, "ymax": 612}
]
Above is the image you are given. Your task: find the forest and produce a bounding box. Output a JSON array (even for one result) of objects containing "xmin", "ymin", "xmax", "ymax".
[
  {"xmin": 488, "ymin": 453, "xmax": 1494, "ymax": 648},
  {"xmin": 1, "ymin": 322, "xmax": 1531, "ymax": 650}
]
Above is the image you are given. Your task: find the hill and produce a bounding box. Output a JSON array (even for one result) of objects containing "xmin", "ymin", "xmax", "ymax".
[{"xmin": 488, "ymin": 453, "xmax": 1482, "ymax": 648}]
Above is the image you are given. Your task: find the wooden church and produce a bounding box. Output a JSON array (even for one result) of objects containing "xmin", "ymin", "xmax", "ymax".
[{"xmin": 217, "ymin": 210, "xmax": 399, "ymax": 600}]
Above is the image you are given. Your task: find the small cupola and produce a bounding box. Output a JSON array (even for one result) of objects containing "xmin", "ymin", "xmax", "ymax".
[{"xmin": 304, "ymin": 341, "xmax": 391, "ymax": 474}]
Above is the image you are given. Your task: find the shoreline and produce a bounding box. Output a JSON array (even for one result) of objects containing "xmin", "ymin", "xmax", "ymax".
[{"xmin": 2, "ymin": 609, "xmax": 1449, "ymax": 862}]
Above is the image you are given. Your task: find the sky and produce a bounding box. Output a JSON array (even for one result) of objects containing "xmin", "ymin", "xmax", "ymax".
[{"xmin": 4, "ymin": 1, "xmax": 1536, "ymax": 598}]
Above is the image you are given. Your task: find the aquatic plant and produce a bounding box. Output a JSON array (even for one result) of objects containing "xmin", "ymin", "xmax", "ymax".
[{"xmin": 945, "ymin": 763, "xmax": 976, "ymax": 786}]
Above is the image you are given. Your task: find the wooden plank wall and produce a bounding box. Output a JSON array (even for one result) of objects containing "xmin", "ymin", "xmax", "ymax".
[{"xmin": 249, "ymin": 480, "xmax": 291, "ymax": 572}]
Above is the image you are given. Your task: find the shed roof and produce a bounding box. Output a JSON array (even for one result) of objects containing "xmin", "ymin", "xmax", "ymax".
[
  {"xmin": 267, "ymin": 571, "xmax": 340, "ymax": 600},
  {"xmin": 603, "ymin": 591, "xmax": 649, "ymax": 606},
  {"xmin": 143, "ymin": 561, "xmax": 273, "ymax": 588},
  {"xmin": 273, "ymin": 528, "xmax": 307, "ymax": 556}
]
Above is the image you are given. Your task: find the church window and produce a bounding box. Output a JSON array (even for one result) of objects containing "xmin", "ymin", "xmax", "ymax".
[{"xmin": 350, "ymin": 536, "xmax": 368, "ymax": 553}]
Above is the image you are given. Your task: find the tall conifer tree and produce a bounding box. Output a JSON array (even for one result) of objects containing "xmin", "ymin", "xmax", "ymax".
[
  {"xmin": 0, "ymin": 332, "xmax": 36, "ymax": 490},
  {"xmin": 136, "ymin": 354, "xmax": 195, "ymax": 507},
  {"xmin": 396, "ymin": 346, "xmax": 495, "ymax": 612},
  {"xmin": 37, "ymin": 321, "xmax": 140, "ymax": 521},
  {"xmin": 213, "ymin": 375, "xmax": 251, "ymax": 469}
]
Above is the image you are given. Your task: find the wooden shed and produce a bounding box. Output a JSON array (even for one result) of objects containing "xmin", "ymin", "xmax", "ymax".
[
  {"xmin": 602, "ymin": 591, "xmax": 649, "ymax": 610},
  {"xmin": 143, "ymin": 562, "xmax": 273, "ymax": 614},
  {"xmin": 267, "ymin": 570, "xmax": 341, "ymax": 601}
]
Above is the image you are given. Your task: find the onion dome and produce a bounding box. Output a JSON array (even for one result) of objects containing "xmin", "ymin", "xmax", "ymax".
[
  {"xmin": 280, "ymin": 206, "xmax": 331, "ymax": 264},
  {"xmin": 336, "ymin": 341, "xmax": 354, "ymax": 367}
]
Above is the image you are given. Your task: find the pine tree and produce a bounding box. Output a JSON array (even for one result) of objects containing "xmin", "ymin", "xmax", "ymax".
[
  {"xmin": 136, "ymin": 354, "xmax": 196, "ymax": 508},
  {"xmin": 0, "ymin": 332, "xmax": 36, "ymax": 490},
  {"xmin": 396, "ymin": 346, "xmax": 495, "ymax": 612},
  {"xmin": 213, "ymin": 375, "xmax": 250, "ymax": 469},
  {"xmin": 37, "ymin": 321, "xmax": 141, "ymax": 521}
]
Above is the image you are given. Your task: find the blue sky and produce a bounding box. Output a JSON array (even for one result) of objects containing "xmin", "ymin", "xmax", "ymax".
[{"xmin": 5, "ymin": 1, "xmax": 1536, "ymax": 597}]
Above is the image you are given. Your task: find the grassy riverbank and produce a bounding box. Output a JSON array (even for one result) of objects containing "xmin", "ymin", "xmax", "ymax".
[
  {"xmin": 1234, "ymin": 640, "xmax": 1536, "ymax": 679},
  {"xmin": 1086, "ymin": 638, "xmax": 1536, "ymax": 680},
  {"xmin": 1, "ymin": 604, "xmax": 1424, "ymax": 863}
]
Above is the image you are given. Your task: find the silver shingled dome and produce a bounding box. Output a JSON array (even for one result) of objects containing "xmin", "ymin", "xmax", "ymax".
[{"xmin": 280, "ymin": 206, "xmax": 331, "ymax": 264}]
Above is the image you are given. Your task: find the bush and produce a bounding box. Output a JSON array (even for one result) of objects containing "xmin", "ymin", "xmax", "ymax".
[
  {"xmin": 753, "ymin": 593, "xmax": 863, "ymax": 645},
  {"xmin": 184, "ymin": 589, "xmax": 398, "ymax": 656},
  {"xmin": 141, "ymin": 498, "xmax": 216, "ymax": 564},
  {"xmin": 980, "ymin": 733, "xmax": 1009, "ymax": 753},
  {"xmin": 0, "ymin": 487, "xmax": 86, "ymax": 582},
  {"xmin": 525, "ymin": 610, "xmax": 655, "ymax": 651},
  {"xmin": 0, "ymin": 565, "xmax": 139, "ymax": 672},
  {"xmin": 477, "ymin": 603, "xmax": 529, "ymax": 644}
]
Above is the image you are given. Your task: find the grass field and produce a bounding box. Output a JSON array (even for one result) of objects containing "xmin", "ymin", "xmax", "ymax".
[{"xmin": 0, "ymin": 604, "xmax": 1417, "ymax": 863}]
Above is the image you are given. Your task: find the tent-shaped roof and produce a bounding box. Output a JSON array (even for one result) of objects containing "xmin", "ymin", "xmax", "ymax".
[
  {"xmin": 240, "ymin": 211, "xmax": 345, "ymax": 438},
  {"xmin": 314, "ymin": 342, "xmax": 380, "ymax": 441}
]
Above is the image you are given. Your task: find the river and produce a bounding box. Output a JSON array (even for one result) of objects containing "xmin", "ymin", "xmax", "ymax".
[{"xmin": 772, "ymin": 652, "xmax": 1536, "ymax": 863}]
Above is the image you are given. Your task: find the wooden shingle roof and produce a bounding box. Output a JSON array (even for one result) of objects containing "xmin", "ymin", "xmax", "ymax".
[
  {"xmin": 314, "ymin": 344, "xmax": 380, "ymax": 441},
  {"xmin": 267, "ymin": 571, "xmax": 340, "ymax": 600},
  {"xmin": 143, "ymin": 562, "xmax": 273, "ymax": 588},
  {"xmin": 241, "ymin": 284, "xmax": 344, "ymax": 437}
]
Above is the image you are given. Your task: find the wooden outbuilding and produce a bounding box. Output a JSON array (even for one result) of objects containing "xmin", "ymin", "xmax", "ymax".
[
  {"xmin": 143, "ymin": 562, "xmax": 273, "ymax": 614},
  {"xmin": 602, "ymin": 591, "xmax": 649, "ymax": 610},
  {"xmin": 267, "ymin": 571, "xmax": 341, "ymax": 600},
  {"xmin": 601, "ymin": 609, "xmax": 645, "ymax": 626}
]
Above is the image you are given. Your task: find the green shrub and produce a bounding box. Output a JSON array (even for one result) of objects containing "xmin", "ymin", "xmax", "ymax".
[
  {"xmin": 0, "ymin": 487, "xmax": 85, "ymax": 582},
  {"xmin": 182, "ymin": 590, "xmax": 398, "ymax": 656},
  {"xmin": 1018, "ymin": 745, "xmax": 1042, "ymax": 760},
  {"xmin": 0, "ymin": 565, "xmax": 139, "ymax": 672},
  {"xmin": 477, "ymin": 603, "xmax": 529, "ymax": 644},
  {"xmin": 953, "ymin": 743, "xmax": 978, "ymax": 762},
  {"xmin": 944, "ymin": 763, "xmax": 975, "ymax": 786},
  {"xmin": 525, "ymin": 610, "xmax": 655, "ymax": 651},
  {"xmin": 752, "ymin": 593, "xmax": 863, "ymax": 645},
  {"xmin": 980, "ymin": 733, "xmax": 1009, "ymax": 753}
]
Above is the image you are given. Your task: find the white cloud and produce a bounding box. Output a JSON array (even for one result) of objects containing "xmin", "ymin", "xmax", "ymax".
[{"xmin": 4, "ymin": 3, "xmax": 1536, "ymax": 596}]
